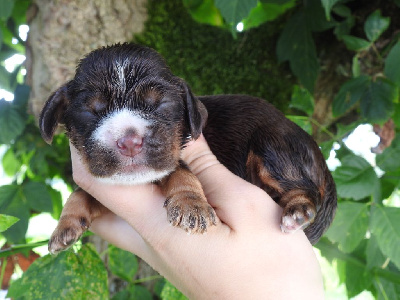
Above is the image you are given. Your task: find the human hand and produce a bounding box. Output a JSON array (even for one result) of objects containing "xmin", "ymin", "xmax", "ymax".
[{"xmin": 71, "ymin": 135, "xmax": 324, "ymax": 299}]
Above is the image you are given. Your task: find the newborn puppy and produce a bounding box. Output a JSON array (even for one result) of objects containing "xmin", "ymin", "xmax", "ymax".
[{"xmin": 39, "ymin": 43, "xmax": 336, "ymax": 253}]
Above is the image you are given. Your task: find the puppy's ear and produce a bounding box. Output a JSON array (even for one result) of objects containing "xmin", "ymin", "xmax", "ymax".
[
  {"xmin": 181, "ymin": 82, "xmax": 208, "ymax": 140},
  {"xmin": 39, "ymin": 83, "xmax": 69, "ymax": 144}
]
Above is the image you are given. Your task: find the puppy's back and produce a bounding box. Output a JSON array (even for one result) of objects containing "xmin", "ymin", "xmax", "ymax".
[{"xmin": 200, "ymin": 95, "xmax": 337, "ymax": 243}]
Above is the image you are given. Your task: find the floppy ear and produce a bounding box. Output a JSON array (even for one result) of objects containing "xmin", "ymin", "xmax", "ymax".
[
  {"xmin": 181, "ymin": 81, "xmax": 208, "ymax": 140},
  {"xmin": 39, "ymin": 84, "xmax": 69, "ymax": 144}
]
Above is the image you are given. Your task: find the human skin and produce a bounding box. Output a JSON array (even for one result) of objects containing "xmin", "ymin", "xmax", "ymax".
[{"xmin": 71, "ymin": 135, "xmax": 325, "ymax": 299}]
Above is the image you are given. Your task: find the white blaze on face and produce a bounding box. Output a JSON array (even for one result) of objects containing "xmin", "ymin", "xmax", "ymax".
[
  {"xmin": 91, "ymin": 108, "xmax": 173, "ymax": 185},
  {"xmin": 92, "ymin": 109, "xmax": 150, "ymax": 148},
  {"xmin": 114, "ymin": 59, "xmax": 130, "ymax": 97}
]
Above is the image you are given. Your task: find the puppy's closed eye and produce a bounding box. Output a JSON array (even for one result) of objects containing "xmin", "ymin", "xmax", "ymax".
[{"xmin": 89, "ymin": 98, "xmax": 108, "ymax": 114}]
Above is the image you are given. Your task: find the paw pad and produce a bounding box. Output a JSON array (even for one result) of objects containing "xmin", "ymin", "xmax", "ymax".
[{"xmin": 281, "ymin": 204, "xmax": 316, "ymax": 234}]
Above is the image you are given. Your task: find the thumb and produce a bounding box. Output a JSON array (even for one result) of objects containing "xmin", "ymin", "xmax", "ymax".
[{"xmin": 182, "ymin": 135, "xmax": 279, "ymax": 230}]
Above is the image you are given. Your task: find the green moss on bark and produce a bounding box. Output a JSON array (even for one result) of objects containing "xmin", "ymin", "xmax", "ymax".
[{"xmin": 135, "ymin": 0, "xmax": 293, "ymax": 111}]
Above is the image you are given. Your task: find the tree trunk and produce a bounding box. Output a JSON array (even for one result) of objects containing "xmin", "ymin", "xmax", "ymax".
[{"xmin": 26, "ymin": 0, "xmax": 147, "ymax": 118}]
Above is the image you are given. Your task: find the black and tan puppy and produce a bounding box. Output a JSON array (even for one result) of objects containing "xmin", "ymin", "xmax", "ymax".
[{"xmin": 39, "ymin": 43, "xmax": 336, "ymax": 253}]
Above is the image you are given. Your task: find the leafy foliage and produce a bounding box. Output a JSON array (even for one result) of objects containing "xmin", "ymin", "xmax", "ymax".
[
  {"xmin": 135, "ymin": 0, "xmax": 293, "ymax": 112},
  {"xmin": 7, "ymin": 244, "xmax": 109, "ymax": 299},
  {"xmin": 0, "ymin": 214, "xmax": 19, "ymax": 232},
  {"xmin": 108, "ymin": 245, "xmax": 139, "ymax": 282},
  {"xmin": 1, "ymin": 0, "xmax": 400, "ymax": 299}
]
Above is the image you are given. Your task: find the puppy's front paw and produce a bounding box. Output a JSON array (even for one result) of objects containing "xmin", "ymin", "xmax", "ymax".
[
  {"xmin": 48, "ymin": 216, "xmax": 89, "ymax": 254},
  {"xmin": 164, "ymin": 191, "xmax": 217, "ymax": 233},
  {"xmin": 281, "ymin": 203, "xmax": 316, "ymax": 234}
]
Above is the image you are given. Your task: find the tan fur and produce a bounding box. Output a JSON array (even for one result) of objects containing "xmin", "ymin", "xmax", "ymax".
[
  {"xmin": 160, "ymin": 165, "xmax": 216, "ymax": 233},
  {"xmin": 48, "ymin": 188, "xmax": 109, "ymax": 254}
]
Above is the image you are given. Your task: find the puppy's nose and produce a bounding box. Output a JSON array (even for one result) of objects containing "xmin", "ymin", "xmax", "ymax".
[{"xmin": 116, "ymin": 134, "xmax": 143, "ymax": 157}]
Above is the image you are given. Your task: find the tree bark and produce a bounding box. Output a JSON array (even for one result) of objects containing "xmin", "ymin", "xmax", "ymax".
[{"xmin": 26, "ymin": 0, "xmax": 147, "ymax": 118}]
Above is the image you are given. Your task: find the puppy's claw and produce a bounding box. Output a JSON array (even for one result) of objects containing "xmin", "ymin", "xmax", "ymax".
[
  {"xmin": 164, "ymin": 192, "xmax": 217, "ymax": 233},
  {"xmin": 48, "ymin": 216, "xmax": 89, "ymax": 254}
]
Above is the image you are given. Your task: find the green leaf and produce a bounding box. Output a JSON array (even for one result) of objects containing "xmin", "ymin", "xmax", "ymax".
[
  {"xmin": 304, "ymin": 0, "xmax": 335, "ymax": 32},
  {"xmin": 342, "ymin": 35, "xmax": 371, "ymax": 51},
  {"xmin": 370, "ymin": 206, "xmax": 400, "ymax": 269},
  {"xmin": 0, "ymin": 184, "xmax": 19, "ymax": 209},
  {"xmin": 0, "ymin": 27, "xmax": 3, "ymax": 50},
  {"xmin": 112, "ymin": 285, "xmax": 153, "ymax": 300},
  {"xmin": 321, "ymin": 0, "xmax": 341, "ymax": 20},
  {"xmin": 346, "ymin": 263, "xmax": 373, "ymax": 297},
  {"xmin": 0, "ymin": 22, "xmax": 24, "ymax": 53},
  {"xmin": 376, "ymin": 135, "xmax": 400, "ymax": 172},
  {"xmin": 332, "ymin": 76, "xmax": 397, "ymax": 123},
  {"xmin": 2, "ymin": 147, "xmax": 22, "ymax": 176},
  {"xmin": 352, "ymin": 55, "xmax": 360, "ymax": 77},
  {"xmin": 28, "ymin": 149, "xmax": 50, "ymax": 177},
  {"xmin": 0, "ymin": 99, "xmax": 26, "ymax": 144},
  {"xmin": 161, "ymin": 281, "xmax": 188, "ymax": 300},
  {"xmin": 214, "ymin": 0, "xmax": 257, "ymax": 29},
  {"xmin": 289, "ymin": 85, "xmax": 314, "ymax": 116},
  {"xmin": 373, "ymin": 276, "xmax": 400, "ymax": 300},
  {"xmin": 0, "ymin": 64, "xmax": 11, "ymax": 91},
  {"xmin": 384, "ymin": 41, "xmax": 400, "ymax": 86},
  {"xmin": 332, "ymin": 75, "xmax": 370, "ymax": 117},
  {"xmin": 0, "ymin": 214, "xmax": 19, "ymax": 232},
  {"xmin": 2, "ymin": 194, "xmax": 29, "ymax": 243},
  {"xmin": 333, "ymin": 154, "xmax": 379, "ymax": 200},
  {"xmin": 332, "ymin": 76, "xmax": 370, "ymax": 117},
  {"xmin": 130, "ymin": 285, "xmax": 152, "ymax": 300},
  {"xmin": 242, "ymin": 0, "xmax": 295, "ymax": 30},
  {"xmin": 13, "ymin": 84, "xmax": 30, "ymax": 112},
  {"xmin": 111, "ymin": 289, "xmax": 131, "ymax": 300},
  {"xmin": 366, "ymin": 235, "xmax": 386, "ymax": 270},
  {"xmin": 393, "ymin": 103, "xmax": 400, "ymax": 127},
  {"xmin": 360, "ymin": 77, "xmax": 397, "ymax": 124},
  {"xmin": 7, "ymin": 244, "xmax": 108, "ymax": 299},
  {"xmin": 0, "ymin": 0, "xmax": 15, "ymax": 20},
  {"xmin": 334, "ymin": 18, "xmax": 355, "ymax": 40},
  {"xmin": 11, "ymin": 0, "xmax": 30, "ymax": 25},
  {"xmin": 316, "ymin": 238, "xmax": 400, "ymax": 287},
  {"xmin": 49, "ymin": 187, "xmax": 63, "ymax": 220},
  {"xmin": 345, "ymin": 241, "xmax": 372, "ymax": 297},
  {"xmin": 108, "ymin": 245, "xmax": 138, "ymax": 282},
  {"xmin": 380, "ymin": 170, "xmax": 400, "ymax": 200},
  {"xmin": 364, "ymin": 10, "xmax": 390, "ymax": 43},
  {"xmin": 335, "ymin": 121, "xmax": 361, "ymax": 141},
  {"xmin": 183, "ymin": 0, "xmax": 224, "ymax": 26},
  {"xmin": 286, "ymin": 115, "xmax": 312, "ymax": 135},
  {"xmin": 277, "ymin": 11, "xmax": 319, "ymax": 92},
  {"xmin": 325, "ymin": 202, "xmax": 369, "ymax": 253},
  {"xmin": 22, "ymin": 181, "xmax": 53, "ymax": 213},
  {"xmin": 260, "ymin": 0, "xmax": 292, "ymax": 4},
  {"xmin": 332, "ymin": 4, "xmax": 351, "ymax": 18},
  {"xmin": 320, "ymin": 140, "xmax": 334, "ymax": 160}
]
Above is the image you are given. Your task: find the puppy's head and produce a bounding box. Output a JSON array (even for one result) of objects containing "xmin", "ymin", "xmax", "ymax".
[{"xmin": 39, "ymin": 43, "xmax": 207, "ymax": 184}]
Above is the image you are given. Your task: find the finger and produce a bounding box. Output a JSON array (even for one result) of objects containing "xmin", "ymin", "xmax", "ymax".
[{"xmin": 90, "ymin": 211, "xmax": 145, "ymax": 254}]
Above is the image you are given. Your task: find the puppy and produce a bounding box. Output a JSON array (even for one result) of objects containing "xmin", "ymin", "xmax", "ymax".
[{"xmin": 39, "ymin": 43, "xmax": 336, "ymax": 253}]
